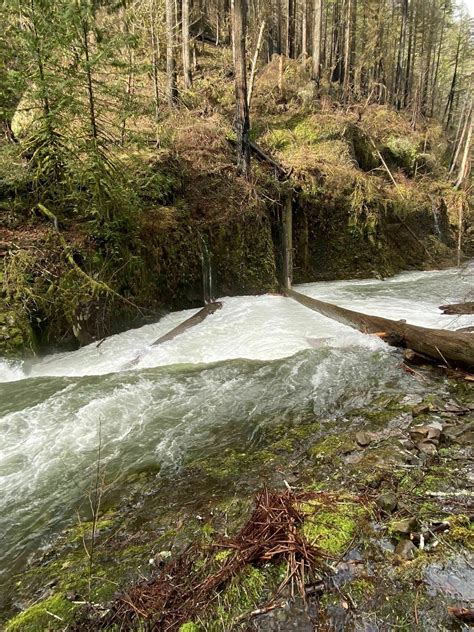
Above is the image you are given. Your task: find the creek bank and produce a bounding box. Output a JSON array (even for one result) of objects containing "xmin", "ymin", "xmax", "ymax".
[
  {"xmin": 3, "ymin": 363, "xmax": 473, "ymax": 631},
  {"xmin": 1, "ymin": 103, "xmax": 470, "ymax": 358}
]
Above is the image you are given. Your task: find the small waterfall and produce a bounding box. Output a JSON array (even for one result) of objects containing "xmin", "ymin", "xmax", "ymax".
[
  {"xmin": 432, "ymin": 206, "xmax": 442, "ymax": 238},
  {"xmin": 198, "ymin": 233, "xmax": 214, "ymax": 304}
]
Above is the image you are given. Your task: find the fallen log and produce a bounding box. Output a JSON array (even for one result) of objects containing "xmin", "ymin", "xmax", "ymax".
[
  {"xmin": 151, "ymin": 302, "xmax": 222, "ymax": 346},
  {"xmin": 122, "ymin": 302, "xmax": 222, "ymax": 369},
  {"xmin": 440, "ymin": 301, "xmax": 474, "ymax": 315},
  {"xmin": 285, "ymin": 288, "xmax": 474, "ymax": 370},
  {"xmin": 227, "ymin": 137, "xmax": 289, "ymax": 178}
]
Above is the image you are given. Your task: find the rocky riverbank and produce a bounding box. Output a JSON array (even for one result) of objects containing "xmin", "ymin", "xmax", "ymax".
[{"xmin": 2, "ymin": 360, "xmax": 472, "ymax": 631}]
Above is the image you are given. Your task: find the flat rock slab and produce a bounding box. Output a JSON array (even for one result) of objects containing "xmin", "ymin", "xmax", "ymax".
[{"xmin": 425, "ymin": 556, "xmax": 474, "ymax": 602}]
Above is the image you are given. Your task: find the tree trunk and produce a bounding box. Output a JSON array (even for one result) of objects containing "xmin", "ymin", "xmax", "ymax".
[
  {"xmin": 166, "ymin": 0, "xmax": 178, "ymax": 106},
  {"xmin": 312, "ymin": 0, "xmax": 322, "ymax": 83},
  {"xmin": 394, "ymin": 0, "xmax": 408, "ymax": 109},
  {"xmin": 301, "ymin": 0, "xmax": 308, "ymax": 67},
  {"xmin": 248, "ymin": 20, "xmax": 266, "ymax": 106},
  {"xmin": 430, "ymin": 0, "xmax": 447, "ymax": 116},
  {"xmin": 149, "ymin": 0, "xmax": 160, "ymax": 121},
  {"xmin": 233, "ymin": 0, "xmax": 251, "ymax": 176},
  {"xmin": 286, "ymin": 0, "xmax": 295, "ymax": 58},
  {"xmin": 454, "ymin": 104, "xmax": 472, "ymax": 189},
  {"xmin": 182, "ymin": 0, "xmax": 192, "ymax": 88},
  {"xmin": 342, "ymin": 0, "xmax": 351, "ymax": 101},
  {"xmin": 285, "ymin": 288, "xmax": 474, "ymax": 370},
  {"xmin": 444, "ymin": 24, "xmax": 462, "ymax": 130},
  {"xmin": 281, "ymin": 191, "xmax": 293, "ymax": 289}
]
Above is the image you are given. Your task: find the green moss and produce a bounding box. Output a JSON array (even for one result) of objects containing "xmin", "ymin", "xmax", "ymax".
[
  {"xmin": 293, "ymin": 120, "xmax": 320, "ymax": 144},
  {"xmin": 67, "ymin": 516, "xmax": 115, "ymax": 543},
  {"xmin": 301, "ymin": 497, "xmax": 365, "ymax": 555},
  {"xmin": 6, "ymin": 594, "xmax": 76, "ymax": 631},
  {"xmin": 347, "ymin": 578, "xmax": 375, "ymax": 601},
  {"xmin": 447, "ymin": 515, "xmax": 474, "ymax": 550},
  {"xmin": 382, "ymin": 136, "xmax": 419, "ymax": 174},
  {"xmin": 179, "ymin": 623, "xmax": 201, "ymax": 632},
  {"xmin": 310, "ymin": 434, "xmax": 353, "ymax": 462},
  {"xmin": 214, "ymin": 549, "xmax": 233, "ymax": 563},
  {"xmin": 211, "ymin": 566, "xmax": 266, "ymax": 629}
]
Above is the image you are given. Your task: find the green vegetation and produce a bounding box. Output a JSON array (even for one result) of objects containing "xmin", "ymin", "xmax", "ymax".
[
  {"xmin": 301, "ymin": 496, "xmax": 367, "ymax": 555},
  {"xmin": 5, "ymin": 594, "xmax": 75, "ymax": 632}
]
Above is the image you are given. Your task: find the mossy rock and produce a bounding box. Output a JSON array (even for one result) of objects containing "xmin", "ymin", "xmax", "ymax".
[
  {"xmin": 300, "ymin": 495, "xmax": 367, "ymax": 555},
  {"xmin": 5, "ymin": 594, "xmax": 76, "ymax": 631},
  {"xmin": 381, "ymin": 136, "xmax": 419, "ymax": 175},
  {"xmin": 0, "ymin": 307, "xmax": 36, "ymax": 357}
]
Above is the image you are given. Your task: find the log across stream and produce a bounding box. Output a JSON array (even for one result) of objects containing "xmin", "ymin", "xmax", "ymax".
[
  {"xmin": 122, "ymin": 302, "xmax": 223, "ymax": 369},
  {"xmin": 285, "ymin": 288, "xmax": 474, "ymax": 370}
]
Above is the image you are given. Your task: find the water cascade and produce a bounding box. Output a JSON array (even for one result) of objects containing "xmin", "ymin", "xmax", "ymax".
[{"xmin": 0, "ymin": 264, "xmax": 472, "ymax": 601}]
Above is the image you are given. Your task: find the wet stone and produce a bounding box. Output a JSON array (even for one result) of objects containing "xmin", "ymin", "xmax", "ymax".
[
  {"xmin": 417, "ymin": 441, "xmax": 438, "ymax": 456},
  {"xmin": 412, "ymin": 403, "xmax": 431, "ymax": 417},
  {"xmin": 410, "ymin": 420, "xmax": 443, "ymax": 443},
  {"xmin": 425, "ymin": 556, "xmax": 474, "ymax": 602}
]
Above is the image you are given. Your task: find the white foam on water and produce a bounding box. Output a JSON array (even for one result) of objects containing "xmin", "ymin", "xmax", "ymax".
[{"xmin": 0, "ymin": 265, "xmax": 471, "ymax": 586}]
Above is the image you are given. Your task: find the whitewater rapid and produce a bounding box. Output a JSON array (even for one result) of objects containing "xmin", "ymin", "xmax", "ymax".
[
  {"xmin": 0, "ymin": 264, "xmax": 472, "ymax": 593},
  {"xmin": 1, "ymin": 264, "xmax": 472, "ymax": 382}
]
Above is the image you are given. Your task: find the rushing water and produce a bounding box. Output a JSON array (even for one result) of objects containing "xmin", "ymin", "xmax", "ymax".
[{"xmin": 0, "ymin": 265, "xmax": 472, "ymax": 599}]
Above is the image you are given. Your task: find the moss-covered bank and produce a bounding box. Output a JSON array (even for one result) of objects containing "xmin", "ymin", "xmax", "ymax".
[{"xmin": 1, "ymin": 91, "xmax": 471, "ymax": 357}]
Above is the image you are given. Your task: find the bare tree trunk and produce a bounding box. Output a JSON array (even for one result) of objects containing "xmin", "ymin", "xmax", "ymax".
[
  {"xmin": 312, "ymin": 0, "xmax": 322, "ymax": 83},
  {"xmin": 342, "ymin": 0, "xmax": 351, "ymax": 101},
  {"xmin": 248, "ymin": 19, "xmax": 266, "ymax": 106},
  {"xmin": 404, "ymin": 0, "xmax": 416, "ymax": 108},
  {"xmin": 394, "ymin": 0, "xmax": 408, "ymax": 109},
  {"xmin": 454, "ymin": 104, "xmax": 472, "ymax": 190},
  {"xmin": 166, "ymin": 0, "xmax": 178, "ymax": 106},
  {"xmin": 457, "ymin": 198, "xmax": 464, "ymax": 266},
  {"xmin": 286, "ymin": 0, "xmax": 295, "ymax": 58},
  {"xmin": 444, "ymin": 24, "xmax": 462, "ymax": 130},
  {"xmin": 233, "ymin": 0, "xmax": 251, "ymax": 176},
  {"xmin": 281, "ymin": 191, "xmax": 293, "ymax": 289},
  {"xmin": 450, "ymin": 98, "xmax": 471, "ymax": 174},
  {"xmin": 182, "ymin": 0, "xmax": 192, "ymax": 88},
  {"xmin": 286, "ymin": 288, "xmax": 474, "ymax": 369},
  {"xmin": 430, "ymin": 0, "xmax": 447, "ymax": 116},
  {"xmin": 301, "ymin": 0, "xmax": 308, "ymax": 67},
  {"xmin": 149, "ymin": 0, "xmax": 160, "ymax": 120}
]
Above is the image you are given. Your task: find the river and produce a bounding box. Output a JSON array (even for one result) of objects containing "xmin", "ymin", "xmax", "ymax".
[{"xmin": 0, "ymin": 265, "xmax": 472, "ymax": 603}]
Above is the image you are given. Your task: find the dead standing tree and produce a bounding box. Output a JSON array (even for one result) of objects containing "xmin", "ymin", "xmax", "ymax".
[{"xmin": 233, "ymin": 0, "xmax": 251, "ymax": 176}]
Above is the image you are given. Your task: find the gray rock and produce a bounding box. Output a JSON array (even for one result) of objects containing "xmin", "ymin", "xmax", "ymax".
[
  {"xmin": 391, "ymin": 517, "xmax": 418, "ymax": 534},
  {"xmin": 417, "ymin": 441, "xmax": 438, "ymax": 456},
  {"xmin": 395, "ymin": 539, "xmax": 417, "ymax": 560},
  {"xmin": 376, "ymin": 491, "xmax": 398, "ymax": 513},
  {"xmin": 355, "ymin": 431, "xmax": 372, "ymax": 447}
]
